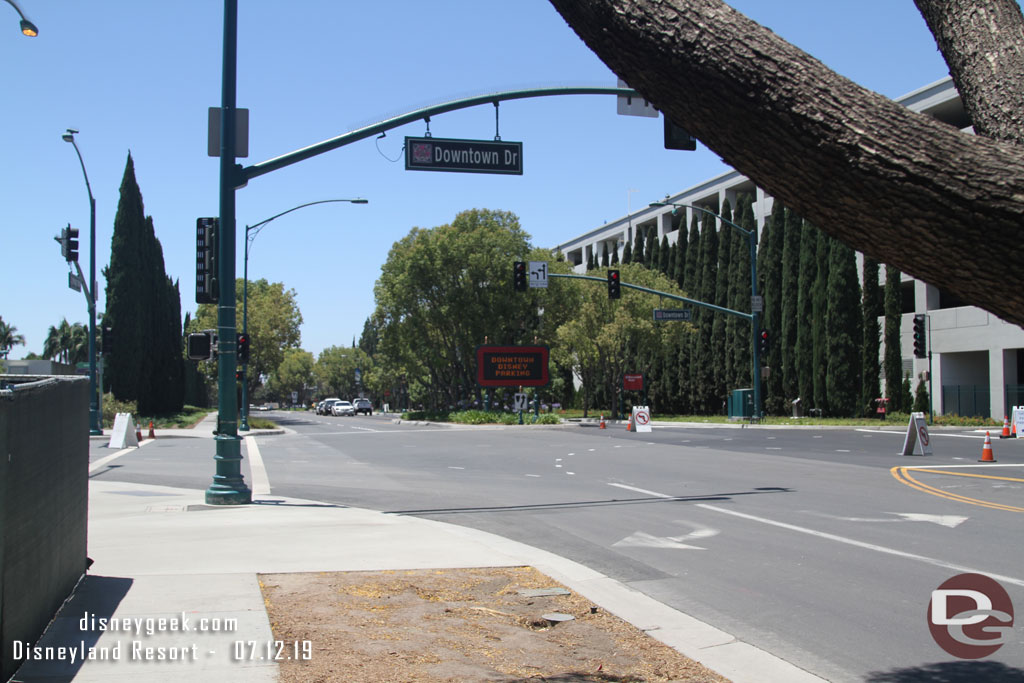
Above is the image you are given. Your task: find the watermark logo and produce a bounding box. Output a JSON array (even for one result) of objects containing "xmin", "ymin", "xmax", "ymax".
[{"xmin": 928, "ymin": 573, "xmax": 1014, "ymax": 659}]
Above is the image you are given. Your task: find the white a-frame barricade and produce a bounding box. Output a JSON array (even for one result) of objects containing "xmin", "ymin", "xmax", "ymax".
[
  {"xmin": 901, "ymin": 412, "xmax": 932, "ymax": 456},
  {"xmin": 108, "ymin": 412, "xmax": 139, "ymax": 449}
]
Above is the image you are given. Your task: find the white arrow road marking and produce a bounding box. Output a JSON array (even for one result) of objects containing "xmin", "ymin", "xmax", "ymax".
[
  {"xmin": 613, "ymin": 520, "xmax": 720, "ymax": 550},
  {"xmin": 613, "ymin": 531, "xmax": 708, "ymax": 550},
  {"xmin": 804, "ymin": 510, "xmax": 969, "ymax": 528}
]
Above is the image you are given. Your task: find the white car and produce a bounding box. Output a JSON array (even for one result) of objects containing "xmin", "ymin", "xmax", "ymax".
[{"xmin": 332, "ymin": 400, "xmax": 355, "ymax": 416}]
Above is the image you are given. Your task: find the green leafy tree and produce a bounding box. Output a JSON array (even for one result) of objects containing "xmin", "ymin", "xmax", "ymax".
[
  {"xmin": 825, "ymin": 240, "xmax": 862, "ymax": 416},
  {"xmin": 860, "ymin": 258, "xmax": 882, "ymax": 416},
  {"xmin": 103, "ymin": 154, "xmax": 183, "ymax": 414},
  {"xmin": 190, "ymin": 278, "xmax": 303, "ymax": 401},
  {"xmin": 884, "ymin": 265, "xmax": 904, "ymax": 412},
  {"xmin": 314, "ymin": 346, "xmax": 372, "ymax": 399},
  {"xmin": 267, "ymin": 349, "xmax": 315, "ymax": 404}
]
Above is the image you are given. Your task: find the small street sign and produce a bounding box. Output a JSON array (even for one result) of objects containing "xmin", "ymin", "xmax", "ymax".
[
  {"xmin": 513, "ymin": 393, "xmax": 528, "ymax": 412},
  {"xmin": 68, "ymin": 272, "xmax": 82, "ymax": 292},
  {"xmin": 751, "ymin": 296, "xmax": 764, "ymax": 313},
  {"xmin": 529, "ymin": 261, "xmax": 548, "ymax": 288},
  {"xmin": 653, "ymin": 309, "xmax": 691, "ymax": 322},
  {"xmin": 616, "ymin": 79, "xmax": 658, "ymax": 118},
  {"xmin": 405, "ymin": 136, "xmax": 523, "ymax": 175}
]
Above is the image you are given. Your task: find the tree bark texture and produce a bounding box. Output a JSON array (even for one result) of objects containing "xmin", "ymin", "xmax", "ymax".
[
  {"xmin": 547, "ymin": 0, "xmax": 1024, "ymax": 327},
  {"xmin": 914, "ymin": 0, "xmax": 1024, "ymax": 144}
]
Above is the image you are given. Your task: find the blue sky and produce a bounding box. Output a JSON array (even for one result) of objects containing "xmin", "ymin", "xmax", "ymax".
[{"xmin": 2, "ymin": 0, "xmax": 959, "ymax": 360}]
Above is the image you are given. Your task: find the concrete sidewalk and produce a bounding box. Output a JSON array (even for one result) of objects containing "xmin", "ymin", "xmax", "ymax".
[{"xmin": 16, "ymin": 425, "xmax": 824, "ymax": 683}]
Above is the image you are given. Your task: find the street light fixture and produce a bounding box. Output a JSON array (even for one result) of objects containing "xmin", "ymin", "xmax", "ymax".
[
  {"xmin": 649, "ymin": 199, "xmax": 763, "ymax": 418},
  {"xmin": 3, "ymin": 0, "xmax": 37, "ymax": 36},
  {"xmin": 62, "ymin": 128, "xmax": 102, "ymax": 435},
  {"xmin": 239, "ymin": 198, "xmax": 368, "ymax": 431}
]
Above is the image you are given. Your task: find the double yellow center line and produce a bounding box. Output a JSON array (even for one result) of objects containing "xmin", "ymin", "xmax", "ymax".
[{"xmin": 891, "ymin": 465, "xmax": 1024, "ymax": 512}]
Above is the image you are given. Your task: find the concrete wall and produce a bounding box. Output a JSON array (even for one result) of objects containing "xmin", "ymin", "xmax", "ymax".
[{"xmin": 0, "ymin": 375, "xmax": 89, "ymax": 681}]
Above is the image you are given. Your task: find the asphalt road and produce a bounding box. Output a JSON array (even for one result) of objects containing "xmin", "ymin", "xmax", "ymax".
[{"xmin": 90, "ymin": 413, "xmax": 1024, "ymax": 682}]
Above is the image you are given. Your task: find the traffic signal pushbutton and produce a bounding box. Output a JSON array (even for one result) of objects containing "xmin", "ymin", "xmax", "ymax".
[
  {"xmin": 607, "ymin": 270, "xmax": 620, "ymax": 299},
  {"xmin": 513, "ymin": 261, "xmax": 527, "ymax": 292}
]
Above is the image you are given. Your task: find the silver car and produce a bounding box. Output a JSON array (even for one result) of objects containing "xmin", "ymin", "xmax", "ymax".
[{"xmin": 331, "ymin": 400, "xmax": 355, "ymax": 416}]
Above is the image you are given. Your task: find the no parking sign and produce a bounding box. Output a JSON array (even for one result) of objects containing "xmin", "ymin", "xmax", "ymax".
[{"xmin": 901, "ymin": 412, "xmax": 932, "ymax": 456}]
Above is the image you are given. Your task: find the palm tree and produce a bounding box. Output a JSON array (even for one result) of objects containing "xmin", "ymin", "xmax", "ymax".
[
  {"xmin": 0, "ymin": 317, "xmax": 26, "ymax": 359},
  {"xmin": 43, "ymin": 318, "xmax": 76, "ymax": 364}
]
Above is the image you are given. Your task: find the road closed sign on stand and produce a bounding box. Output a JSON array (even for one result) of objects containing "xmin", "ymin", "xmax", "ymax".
[
  {"xmin": 632, "ymin": 406, "xmax": 652, "ymax": 433},
  {"xmin": 901, "ymin": 412, "xmax": 932, "ymax": 456}
]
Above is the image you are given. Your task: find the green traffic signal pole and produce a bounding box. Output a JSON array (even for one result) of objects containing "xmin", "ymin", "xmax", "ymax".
[
  {"xmin": 650, "ymin": 202, "xmax": 762, "ymax": 419},
  {"xmin": 207, "ymin": 0, "xmax": 250, "ymax": 505}
]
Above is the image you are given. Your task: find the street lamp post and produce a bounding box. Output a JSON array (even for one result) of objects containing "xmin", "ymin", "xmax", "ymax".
[
  {"xmin": 649, "ymin": 201, "xmax": 762, "ymax": 418},
  {"xmin": 3, "ymin": 0, "xmax": 38, "ymax": 36},
  {"xmin": 62, "ymin": 129, "xmax": 102, "ymax": 435},
  {"xmin": 239, "ymin": 198, "xmax": 368, "ymax": 431}
]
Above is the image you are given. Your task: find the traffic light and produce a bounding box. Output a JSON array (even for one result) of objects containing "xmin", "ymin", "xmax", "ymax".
[
  {"xmin": 513, "ymin": 261, "xmax": 527, "ymax": 292},
  {"xmin": 101, "ymin": 327, "xmax": 112, "ymax": 355},
  {"xmin": 196, "ymin": 217, "xmax": 218, "ymax": 304},
  {"xmin": 66, "ymin": 227, "xmax": 79, "ymax": 262},
  {"xmin": 759, "ymin": 329, "xmax": 770, "ymax": 355},
  {"xmin": 913, "ymin": 314, "xmax": 927, "ymax": 359},
  {"xmin": 607, "ymin": 270, "xmax": 620, "ymax": 299},
  {"xmin": 237, "ymin": 333, "xmax": 250, "ymax": 363}
]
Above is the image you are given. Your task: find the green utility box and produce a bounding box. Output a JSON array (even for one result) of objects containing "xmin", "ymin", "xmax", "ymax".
[{"xmin": 729, "ymin": 388, "xmax": 754, "ymax": 418}]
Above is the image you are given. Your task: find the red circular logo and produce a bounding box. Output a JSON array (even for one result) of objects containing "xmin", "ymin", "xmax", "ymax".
[{"xmin": 928, "ymin": 573, "xmax": 1014, "ymax": 659}]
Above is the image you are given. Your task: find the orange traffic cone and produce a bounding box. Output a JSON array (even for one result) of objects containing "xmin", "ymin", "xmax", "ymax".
[
  {"xmin": 1013, "ymin": 420, "xmax": 1018, "ymax": 438},
  {"xmin": 1000, "ymin": 415, "xmax": 1011, "ymax": 439},
  {"xmin": 626, "ymin": 418, "xmax": 632, "ymax": 432},
  {"xmin": 148, "ymin": 420, "xmax": 156, "ymax": 440},
  {"xmin": 980, "ymin": 431, "xmax": 996, "ymax": 462},
  {"xmin": 599, "ymin": 415, "xmax": 606, "ymax": 429}
]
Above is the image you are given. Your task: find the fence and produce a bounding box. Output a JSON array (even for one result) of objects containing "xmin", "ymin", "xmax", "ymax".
[
  {"xmin": 941, "ymin": 384, "xmax": 990, "ymax": 418},
  {"xmin": 0, "ymin": 375, "xmax": 89, "ymax": 681}
]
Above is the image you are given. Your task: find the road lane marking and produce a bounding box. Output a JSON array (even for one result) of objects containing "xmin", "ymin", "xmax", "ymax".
[
  {"xmin": 244, "ymin": 436, "xmax": 271, "ymax": 495},
  {"xmin": 891, "ymin": 466, "xmax": 1024, "ymax": 513},
  {"xmin": 697, "ymin": 503, "xmax": 1024, "ymax": 588},
  {"xmin": 88, "ymin": 440, "xmax": 154, "ymax": 474},
  {"xmin": 608, "ymin": 482, "xmax": 675, "ymax": 499}
]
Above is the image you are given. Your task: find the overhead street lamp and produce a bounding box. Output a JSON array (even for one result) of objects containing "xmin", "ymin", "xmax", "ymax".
[
  {"xmin": 3, "ymin": 0, "xmax": 37, "ymax": 36},
  {"xmin": 62, "ymin": 129, "xmax": 102, "ymax": 435},
  {"xmin": 239, "ymin": 198, "xmax": 368, "ymax": 431},
  {"xmin": 649, "ymin": 200, "xmax": 763, "ymax": 419}
]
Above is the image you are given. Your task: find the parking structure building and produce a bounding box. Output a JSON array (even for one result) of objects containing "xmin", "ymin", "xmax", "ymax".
[{"xmin": 553, "ymin": 77, "xmax": 1024, "ymax": 420}]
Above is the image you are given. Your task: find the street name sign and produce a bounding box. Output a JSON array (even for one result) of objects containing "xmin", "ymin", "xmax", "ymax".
[
  {"xmin": 653, "ymin": 309, "xmax": 692, "ymax": 322},
  {"xmin": 476, "ymin": 345, "xmax": 549, "ymax": 387},
  {"xmin": 405, "ymin": 136, "xmax": 523, "ymax": 175}
]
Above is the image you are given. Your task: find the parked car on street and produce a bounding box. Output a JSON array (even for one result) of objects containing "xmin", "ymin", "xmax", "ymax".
[
  {"xmin": 352, "ymin": 398, "xmax": 373, "ymax": 415},
  {"xmin": 332, "ymin": 400, "xmax": 355, "ymax": 416}
]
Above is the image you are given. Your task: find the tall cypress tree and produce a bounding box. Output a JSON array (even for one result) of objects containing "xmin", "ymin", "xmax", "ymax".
[
  {"xmin": 601, "ymin": 248, "xmax": 609, "ymax": 268},
  {"xmin": 633, "ymin": 226, "xmax": 645, "ymax": 266},
  {"xmin": 884, "ymin": 265, "xmax": 904, "ymax": 412},
  {"xmin": 646, "ymin": 229, "xmax": 658, "ymax": 269},
  {"xmin": 825, "ymin": 240, "xmax": 863, "ymax": 416},
  {"xmin": 104, "ymin": 154, "xmax": 184, "ymax": 415},
  {"xmin": 731, "ymin": 195, "xmax": 754, "ymax": 389},
  {"xmin": 812, "ymin": 229, "xmax": 831, "ymax": 411},
  {"xmin": 780, "ymin": 206, "xmax": 802, "ymax": 403},
  {"xmin": 692, "ymin": 211, "xmax": 718, "ymax": 412},
  {"xmin": 761, "ymin": 200, "xmax": 785, "ymax": 414},
  {"xmin": 795, "ymin": 219, "xmax": 818, "ymax": 404},
  {"xmin": 683, "ymin": 214, "xmax": 700, "ymax": 294},
  {"xmin": 712, "ymin": 206, "xmax": 732, "ymax": 406},
  {"xmin": 610, "ymin": 247, "xmax": 619, "ymax": 266},
  {"xmin": 860, "ymin": 258, "xmax": 882, "ymax": 416},
  {"xmin": 621, "ymin": 240, "xmax": 632, "ymax": 265},
  {"xmin": 659, "ymin": 235, "xmax": 671, "ymax": 275},
  {"xmin": 675, "ymin": 222, "xmax": 689, "ymax": 291}
]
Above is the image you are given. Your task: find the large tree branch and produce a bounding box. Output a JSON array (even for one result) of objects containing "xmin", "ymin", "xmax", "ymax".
[
  {"xmin": 914, "ymin": 0, "xmax": 1024, "ymax": 143},
  {"xmin": 548, "ymin": 0, "xmax": 1024, "ymax": 327}
]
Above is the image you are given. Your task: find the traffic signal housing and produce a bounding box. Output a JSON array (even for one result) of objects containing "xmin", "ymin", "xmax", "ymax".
[
  {"xmin": 237, "ymin": 333, "xmax": 250, "ymax": 363},
  {"xmin": 101, "ymin": 327, "xmax": 112, "ymax": 356},
  {"xmin": 513, "ymin": 261, "xmax": 527, "ymax": 292},
  {"xmin": 607, "ymin": 270, "xmax": 620, "ymax": 299},
  {"xmin": 759, "ymin": 329, "xmax": 770, "ymax": 355},
  {"xmin": 66, "ymin": 227, "xmax": 79, "ymax": 262},
  {"xmin": 913, "ymin": 314, "xmax": 927, "ymax": 359}
]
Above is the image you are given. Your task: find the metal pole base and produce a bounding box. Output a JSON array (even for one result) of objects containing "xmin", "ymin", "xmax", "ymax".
[{"xmin": 205, "ymin": 435, "xmax": 252, "ymax": 505}]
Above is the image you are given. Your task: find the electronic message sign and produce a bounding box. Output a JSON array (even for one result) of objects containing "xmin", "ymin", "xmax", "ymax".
[{"xmin": 476, "ymin": 345, "xmax": 549, "ymax": 387}]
